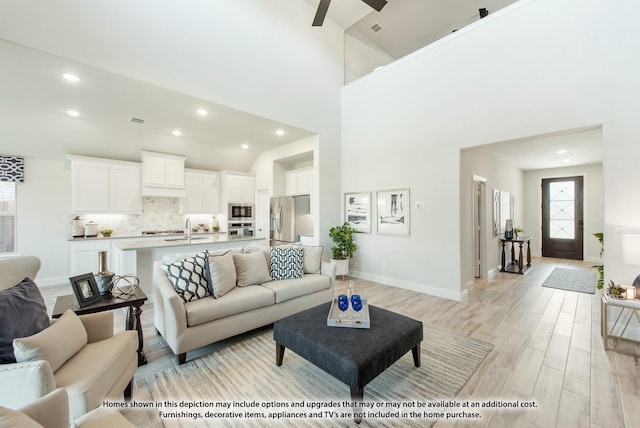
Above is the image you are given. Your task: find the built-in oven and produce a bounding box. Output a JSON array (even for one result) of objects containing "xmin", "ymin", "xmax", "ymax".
[
  {"xmin": 228, "ymin": 203, "xmax": 254, "ymax": 220},
  {"xmin": 228, "ymin": 222, "xmax": 254, "ymax": 237}
]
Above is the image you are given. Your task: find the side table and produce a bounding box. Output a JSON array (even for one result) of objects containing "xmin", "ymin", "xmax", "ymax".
[
  {"xmin": 499, "ymin": 236, "xmax": 532, "ymax": 274},
  {"xmin": 52, "ymin": 288, "xmax": 148, "ymax": 366},
  {"xmin": 601, "ymin": 294, "xmax": 640, "ymax": 357}
]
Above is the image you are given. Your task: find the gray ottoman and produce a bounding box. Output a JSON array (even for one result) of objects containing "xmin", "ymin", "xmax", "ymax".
[{"xmin": 273, "ymin": 302, "xmax": 423, "ymax": 423}]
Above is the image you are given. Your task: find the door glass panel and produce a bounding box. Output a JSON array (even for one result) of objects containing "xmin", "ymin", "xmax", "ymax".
[{"xmin": 549, "ymin": 181, "xmax": 575, "ymax": 239}]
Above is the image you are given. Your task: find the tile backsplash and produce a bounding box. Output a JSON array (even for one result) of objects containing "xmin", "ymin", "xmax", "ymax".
[{"xmin": 71, "ymin": 197, "xmax": 220, "ymax": 237}]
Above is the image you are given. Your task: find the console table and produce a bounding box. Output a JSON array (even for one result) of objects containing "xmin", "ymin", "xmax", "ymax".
[
  {"xmin": 52, "ymin": 288, "xmax": 148, "ymax": 366},
  {"xmin": 499, "ymin": 236, "xmax": 532, "ymax": 274}
]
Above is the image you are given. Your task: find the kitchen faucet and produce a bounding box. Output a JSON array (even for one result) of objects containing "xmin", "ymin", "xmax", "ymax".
[{"xmin": 185, "ymin": 218, "xmax": 191, "ymax": 239}]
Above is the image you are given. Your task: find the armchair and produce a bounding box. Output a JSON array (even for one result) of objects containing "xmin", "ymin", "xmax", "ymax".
[
  {"xmin": 0, "ymin": 256, "xmax": 138, "ymax": 420},
  {"xmin": 0, "ymin": 388, "xmax": 135, "ymax": 428}
]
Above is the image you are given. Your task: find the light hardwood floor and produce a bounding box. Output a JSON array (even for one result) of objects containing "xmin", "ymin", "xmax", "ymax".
[{"xmin": 40, "ymin": 257, "xmax": 639, "ymax": 427}]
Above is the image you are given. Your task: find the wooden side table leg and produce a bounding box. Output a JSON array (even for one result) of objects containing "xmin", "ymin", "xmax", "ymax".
[
  {"xmin": 518, "ymin": 242, "xmax": 524, "ymax": 274},
  {"xmin": 526, "ymin": 240, "xmax": 532, "ymax": 266},
  {"xmin": 501, "ymin": 241, "xmax": 506, "ymax": 272},
  {"xmin": 127, "ymin": 304, "xmax": 148, "ymax": 366}
]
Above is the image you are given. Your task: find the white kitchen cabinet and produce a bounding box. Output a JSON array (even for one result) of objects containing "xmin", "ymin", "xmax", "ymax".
[
  {"xmin": 69, "ymin": 156, "xmax": 142, "ymax": 214},
  {"xmin": 179, "ymin": 170, "xmax": 221, "ymax": 214},
  {"xmin": 69, "ymin": 239, "xmax": 112, "ymax": 276},
  {"xmin": 141, "ymin": 151, "xmax": 187, "ymax": 196},
  {"xmin": 223, "ymin": 172, "xmax": 255, "ymax": 203},
  {"xmin": 285, "ymin": 167, "xmax": 313, "ymax": 196}
]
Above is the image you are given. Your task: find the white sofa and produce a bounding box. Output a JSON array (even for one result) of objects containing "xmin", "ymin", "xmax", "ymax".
[{"xmin": 153, "ymin": 246, "xmax": 336, "ymax": 364}]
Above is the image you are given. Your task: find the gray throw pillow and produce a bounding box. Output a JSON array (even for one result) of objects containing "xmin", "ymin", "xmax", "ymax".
[
  {"xmin": 0, "ymin": 278, "xmax": 50, "ymax": 364},
  {"xmin": 270, "ymin": 246, "xmax": 304, "ymax": 280}
]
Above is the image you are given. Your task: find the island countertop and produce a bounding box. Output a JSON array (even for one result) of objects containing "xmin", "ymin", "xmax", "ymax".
[{"xmin": 112, "ymin": 235, "xmax": 264, "ymax": 251}]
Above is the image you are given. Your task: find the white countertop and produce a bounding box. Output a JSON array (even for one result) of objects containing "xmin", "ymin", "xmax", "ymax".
[
  {"xmin": 69, "ymin": 232, "xmax": 226, "ymax": 242},
  {"xmin": 112, "ymin": 235, "xmax": 264, "ymax": 251}
]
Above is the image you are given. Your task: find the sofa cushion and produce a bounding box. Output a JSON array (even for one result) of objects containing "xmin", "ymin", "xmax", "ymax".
[
  {"xmin": 0, "ymin": 277, "xmax": 50, "ymax": 364},
  {"xmin": 261, "ymin": 274, "xmax": 331, "ymax": 304},
  {"xmin": 208, "ymin": 251, "xmax": 237, "ymax": 298},
  {"xmin": 14, "ymin": 310, "xmax": 88, "ymax": 372},
  {"xmin": 232, "ymin": 252, "xmax": 271, "ymax": 286},
  {"xmin": 270, "ymin": 246, "xmax": 304, "ymax": 280},
  {"xmin": 244, "ymin": 246, "xmax": 271, "ymax": 273},
  {"xmin": 184, "ymin": 285, "xmax": 276, "ymax": 326},
  {"xmin": 163, "ymin": 248, "xmax": 243, "ymax": 264},
  {"xmin": 162, "ymin": 251, "xmax": 211, "ymax": 302},
  {"xmin": 295, "ymin": 245, "xmax": 323, "ymax": 274},
  {"xmin": 54, "ymin": 330, "xmax": 137, "ymax": 420}
]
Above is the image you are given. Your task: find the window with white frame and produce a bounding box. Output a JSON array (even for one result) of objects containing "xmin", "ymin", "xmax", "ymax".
[{"xmin": 0, "ymin": 182, "xmax": 16, "ymax": 254}]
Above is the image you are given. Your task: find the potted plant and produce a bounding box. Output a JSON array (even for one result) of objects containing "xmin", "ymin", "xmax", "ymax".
[
  {"xmin": 593, "ymin": 232, "xmax": 604, "ymax": 289},
  {"xmin": 329, "ymin": 222, "xmax": 357, "ymax": 277}
]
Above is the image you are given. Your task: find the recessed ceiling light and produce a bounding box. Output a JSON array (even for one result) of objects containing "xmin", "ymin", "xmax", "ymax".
[
  {"xmin": 557, "ymin": 149, "xmax": 567, "ymax": 154},
  {"xmin": 172, "ymin": 130, "xmax": 182, "ymax": 136},
  {"xmin": 197, "ymin": 109, "xmax": 208, "ymax": 116},
  {"xmin": 241, "ymin": 144, "xmax": 249, "ymax": 150},
  {"xmin": 62, "ymin": 73, "xmax": 80, "ymax": 82},
  {"xmin": 67, "ymin": 110, "xmax": 80, "ymax": 117},
  {"xmin": 276, "ymin": 129, "xmax": 285, "ymax": 136}
]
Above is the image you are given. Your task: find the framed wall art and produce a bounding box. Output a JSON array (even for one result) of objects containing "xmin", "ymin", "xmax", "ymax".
[
  {"xmin": 69, "ymin": 273, "xmax": 102, "ymax": 308},
  {"xmin": 345, "ymin": 192, "xmax": 371, "ymax": 233},
  {"xmin": 376, "ymin": 188, "xmax": 410, "ymax": 236}
]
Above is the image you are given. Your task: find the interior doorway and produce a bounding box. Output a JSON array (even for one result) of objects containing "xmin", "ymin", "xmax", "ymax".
[
  {"xmin": 473, "ymin": 175, "xmax": 487, "ymax": 278},
  {"xmin": 542, "ymin": 176, "xmax": 584, "ymax": 259}
]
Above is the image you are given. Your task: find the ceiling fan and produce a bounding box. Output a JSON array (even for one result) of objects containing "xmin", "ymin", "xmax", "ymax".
[{"xmin": 312, "ymin": 0, "xmax": 388, "ymax": 26}]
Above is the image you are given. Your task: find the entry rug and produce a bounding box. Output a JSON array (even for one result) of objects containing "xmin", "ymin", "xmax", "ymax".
[
  {"xmin": 541, "ymin": 267, "xmax": 597, "ymax": 294},
  {"xmin": 147, "ymin": 327, "xmax": 493, "ymax": 427}
]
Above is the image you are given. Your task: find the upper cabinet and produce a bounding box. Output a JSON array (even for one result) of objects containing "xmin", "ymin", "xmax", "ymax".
[
  {"xmin": 285, "ymin": 167, "xmax": 313, "ymax": 196},
  {"xmin": 179, "ymin": 169, "xmax": 221, "ymax": 214},
  {"xmin": 140, "ymin": 151, "xmax": 187, "ymax": 197},
  {"xmin": 69, "ymin": 156, "xmax": 142, "ymax": 214},
  {"xmin": 222, "ymin": 172, "xmax": 255, "ymax": 203}
]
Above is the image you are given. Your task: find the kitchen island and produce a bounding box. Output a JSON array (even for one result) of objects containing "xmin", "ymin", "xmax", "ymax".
[{"xmin": 112, "ymin": 235, "xmax": 264, "ymax": 297}]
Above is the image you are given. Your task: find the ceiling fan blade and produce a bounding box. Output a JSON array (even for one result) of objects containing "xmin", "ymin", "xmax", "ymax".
[
  {"xmin": 361, "ymin": 0, "xmax": 387, "ymax": 12},
  {"xmin": 312, "ymin": 0, "xmax": 331, "ymax": 26}
]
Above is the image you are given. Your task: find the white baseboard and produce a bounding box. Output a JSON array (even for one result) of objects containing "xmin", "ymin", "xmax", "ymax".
[{"xmin": 348, "ymin": 270, "xmax": 467, "ymax": 302}]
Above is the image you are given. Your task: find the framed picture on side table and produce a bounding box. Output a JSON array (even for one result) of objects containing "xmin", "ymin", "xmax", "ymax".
[
  {"xmin": 69, "ymin": 273, "xmax": 102, "ymax": 308},
  {"xmin": 345, "ymin": 192, "xmax": 371, "ymax": 233},
  {"xmin": 376, "ymin": 188, "xmax": 410, "ymax": 236}
]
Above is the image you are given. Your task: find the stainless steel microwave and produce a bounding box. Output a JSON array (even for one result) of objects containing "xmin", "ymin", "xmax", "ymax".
[{"xmin": 228, "ymin": 203, "xmax": 254, "ymax": 220}]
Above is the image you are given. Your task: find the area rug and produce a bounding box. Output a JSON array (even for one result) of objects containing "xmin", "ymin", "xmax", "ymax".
[
  {"xmin": 147, "ymin": 327, "xmax": 493, "ymax": 427},
  {"xmin": 541, "ymin": 267, "xmax": 597, "ymax": 294}
]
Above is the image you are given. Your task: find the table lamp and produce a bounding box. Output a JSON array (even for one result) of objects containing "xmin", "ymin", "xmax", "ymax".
[{"xmin": 622, "ymin": 234, "xmax": 640, "ymax": 298}]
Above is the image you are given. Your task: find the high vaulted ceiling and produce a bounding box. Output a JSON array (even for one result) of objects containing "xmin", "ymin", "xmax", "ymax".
[{"xmin": 0, "ymin": 0, "xmax": 602, "ymax": 173}]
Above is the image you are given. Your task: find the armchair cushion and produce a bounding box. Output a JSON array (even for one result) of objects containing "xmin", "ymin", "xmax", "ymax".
[
  {"xmin": 14, "ymin": 310, "xmax": 87, "ymax": 372},
  {"xmin": 0, "ymin": 277, "xmax": 49, "ymax": 363},
  {"xmin": 0, "ymin": 406, "xmax": 42, "ymax": 427}
]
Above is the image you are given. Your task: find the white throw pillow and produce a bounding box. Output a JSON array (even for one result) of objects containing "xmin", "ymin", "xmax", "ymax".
[
  {"xmin": 208, "ymin": 251, "xmax": 237, "ymax": 298},
  {"xmin": 270, "ymin": 246, "xmax": 304, "ymax": 280},
  {"xmin": 162, "ymin": 251, "xmax": 211, "ymax": 302},
  {"xmin": 13, "ymin": 309, "xmax": 88, "ymax": 372},
  {"xmin": 295, "ymin": 245, "xmax": 323, "ymax": 274},
  {"xmin": 232, "ymin": 252, "xmax": 272, "ymax": 286}
]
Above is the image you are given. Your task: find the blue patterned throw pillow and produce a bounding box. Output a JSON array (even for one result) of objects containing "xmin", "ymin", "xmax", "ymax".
[
  {"xmin": 162, "ymin": 251, "xmax": 211, "ymax": 302},
  {"xmin": 269, "ymin": 246, "xmax": 304, "ymax": 280}
]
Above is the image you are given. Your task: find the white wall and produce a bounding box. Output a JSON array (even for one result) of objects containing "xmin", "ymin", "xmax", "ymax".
[
  {"xmin": 344, "ymin": 28, "xmax": 395, "ymax": 84},
  {"xmin": 341, "ymin": 0, "xmax": 640, "ymax": 298},
  {"xmin": 461, "ymin": 147, "xmax": 524, "ymax": 280},
  {"xmin": 16, "ymin": 158, "xmax": 70, "ymax": 284},
  {"xmin": 523, "ymin": 163, "xmax": 604, "ymax": 262}
]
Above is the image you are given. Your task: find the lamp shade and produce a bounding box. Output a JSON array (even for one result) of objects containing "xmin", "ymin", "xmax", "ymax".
[{"xmin": 622, "ymin": 234, "xmax": 640, "ymax": 266}]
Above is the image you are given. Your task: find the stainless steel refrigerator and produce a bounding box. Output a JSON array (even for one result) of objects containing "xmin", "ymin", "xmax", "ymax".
[{"xmin": 270, "ymin": 195, "xmax": 311, "ymax": 245}]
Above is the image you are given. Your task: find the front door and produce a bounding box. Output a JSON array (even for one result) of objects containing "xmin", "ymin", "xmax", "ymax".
[{"xmin": 542, "ymin": 176, "xmax": 584, "ymax": 259}]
